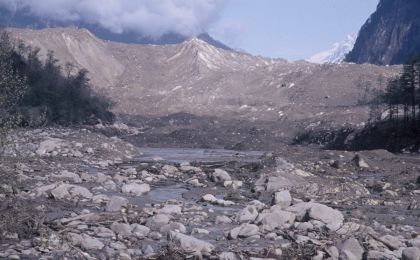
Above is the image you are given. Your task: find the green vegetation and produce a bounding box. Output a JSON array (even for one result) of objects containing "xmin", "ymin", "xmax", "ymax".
[
  {"xmin": 0, "ymin": 30, "xmax": 114, "ymax": 129},
  {"xmin": 380, "ymin": 55, "xmax": 420, "ymax": 125}
]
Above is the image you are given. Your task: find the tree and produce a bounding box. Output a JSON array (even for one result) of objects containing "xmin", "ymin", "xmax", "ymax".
[{"xmin": 0, "ymin": 31, "xmax": 27, "ymax": 150}]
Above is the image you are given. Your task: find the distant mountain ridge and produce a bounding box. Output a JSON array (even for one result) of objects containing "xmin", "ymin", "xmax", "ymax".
[
  {"xmin": 0, "ymin": 7, "xmax": 232, "ymax": 50},
  {"xmin": 346, "ymin": 0, "xmax": 420, "ymax": 65},
  {"xmin": 307, "ymin": 34, "xmax": 356, "ymax": 64}
]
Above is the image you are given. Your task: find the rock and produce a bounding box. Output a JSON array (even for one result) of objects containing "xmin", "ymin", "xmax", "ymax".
[
  {"xmin": 94, "ymin": 227, "xmax": 115, "ymax": 238},
  {"xmin": 236, "ymin": 205, "xmax": 258, "ymax": 223},
  {"xmin": 380, "ymin": 235, "xmax": 404, "ymax": 250},
  {"xmin": 326, "ymin": 246, "xmax": 339, "ymax": 259},
  {"xmin": 286, "ymin": 202, "xmax": 313, "ymax": 221},
  {"xmin": 352, "ymin": 154, "xmax": 369, "ymax": 168},
  {"xmin": 169, "ymin": 231, "xmax": 215, "ymax": 254},
  {"xmin": 131, "ymin": 224, "xmax": 150, "ymax": 239},
  {"xmin": 106, "ymin": 196, "xmax": 128, "ymax": 212},
  {"xmin": 408, "ymin": 236, "xmax": 420, "ymax": 248},
  {"xmin": 229, "ymin": 224, "xmax": 259, "ymax": 239},
  {"xmin": 219, "ymin": 252, "xmax": 240, "ymax": 260},
  {"xmin": 51, "ymin": 170, "xmax": 81, "ymax": 183},
  {"xmin": 50, "ymin": 184, "xmax": 92, "ymax": 200},
  {"xmin": 158, "ymin": 204, "xmax": 182, "ymax": 215},
  {"xmin": 36, "ymin": 138, "xmax": 64, "ymax": 156},
  {"xmin": 146, "ymin": 214, "xmax": 170, "ymax": 229},
  {"xmin": 274, "ymin": 190, "xmax": 292, "ymax": 208},
  {"xmin": 69, "ymin": 233, "xmax": 104, "ymax": 250},
  {"xmin": 162, "ymin": 165, "xmax": 179, "ymax": 176},
  {"xmin": 257, "ymin": 208, "xmax": 295, "ymax": 231},
  {"xmin": 340, "ymin": 238, "xmax": 364, "ymax": 260},
  {"xmin": 191, "ymin": 228, "xmax": 210, "ymax": 235},
  {"xmin": 160, "ymin": 222, "xmax": 187, "ymax": 235},
  {"xmin": 202, "ymin": 194, "xmax": 217, "ymax": 203},
  {"xmin": 308, "ymin": 203, "xmax": 344, "ymax": 231},
  {"xmin": 110, "ymin": 222, "xmax": 132, "ymax": 237},
  {"xmin": 212, "ymin": 169, "xmax": 231, "ymax": 183},
  {"xmin": 122, "ymin": 183, "xmax": 150, "ymax": 196},
  {"xmin": 216, "ymin": 215, "xmax": 232, "ymax": 224},
  {"xmin": 402, "ymin": 247, "xmax": 420, "ymax": 260},
  {"xmin": 367, "ymin": 250, "xmax": 399, "ymax": 260}
]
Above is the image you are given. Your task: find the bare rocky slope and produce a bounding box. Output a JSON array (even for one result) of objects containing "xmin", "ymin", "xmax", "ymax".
[
  {"xmin": 346, "ymin": 0, "xmax": 420, "ymax": 65},
  {"xmin": 8, "ymin": 28, "xmax": 399, "ymax": 128}
]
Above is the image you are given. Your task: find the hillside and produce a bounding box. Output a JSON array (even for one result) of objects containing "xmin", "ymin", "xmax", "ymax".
[
  {"xmin": 346, "ymin": 0, "xmax": 420, "ymax": 65},
  {"xmin": 9, "ymin": 28, "xmax": 399, "ymax": 127}
]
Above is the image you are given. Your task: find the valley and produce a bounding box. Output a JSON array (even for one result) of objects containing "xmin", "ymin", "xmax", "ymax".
[{"xmin": 0, "ymin": 26, "xmax": 419, "ymax": 260}]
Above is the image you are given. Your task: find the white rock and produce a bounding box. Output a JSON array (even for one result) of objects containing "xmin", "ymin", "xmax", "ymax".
[
  {"xmin": 229, "ymin": 224, "xmax": 259, "ymax": 239},
  {"xmin": 212, "ymin": 169, "xmax": 231, "ymax": 183},
  {"xmin": 274, "ymin": 190, "xmax": 292, "ymax": 208},
  {"xmin": 159, "ymin": 204, "xmax": 182, "ymax": 215},
  {"xmin": 131, "ymin": 224, "xmax": 150, "ymax": 239},
  {"xmin": 122, "ymin": 183, "xmax": 150, "ymax": 196},
  {"xmin": 236, "ymin": 205, "xmax": 258, "ymax": 223},
  {"xmin": 169, "ymin": 231, "xmax": 215, "ymax": 254},
  {"xmin": 308, "ymin": 203, "xmax": 344, "ymax": 231},
  {"xmin": 106, "ymin": 196, "xmax": 128, "ymax": 212}
]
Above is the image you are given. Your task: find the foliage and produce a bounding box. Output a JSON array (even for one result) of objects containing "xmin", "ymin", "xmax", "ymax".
[
  {"xmin": 0, "ymin": 30, "xmax": 114, "ymax": 128},
  {"xmin": 0, "ymin": 31, "xmax": 27, "ymax": 151}
]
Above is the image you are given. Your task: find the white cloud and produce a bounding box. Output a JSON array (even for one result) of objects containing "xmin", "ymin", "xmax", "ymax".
[{"xmin": 1, "ymin": 0, "xmax": 228, "ymax": 38}]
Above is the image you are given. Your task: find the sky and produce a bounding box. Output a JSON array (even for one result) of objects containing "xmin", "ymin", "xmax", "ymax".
[
  {"xmin": 0, "ymin": 0, "xmax": 380, "ymax": 60},
  {"xmin": 210, "ymin": 0, "xmax": 380, "ymax": 60}
]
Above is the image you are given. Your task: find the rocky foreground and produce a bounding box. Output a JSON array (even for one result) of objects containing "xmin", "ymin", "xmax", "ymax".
[{"xmin": 0, "ymin": 125, "xmax": 419, "ymax": 259}]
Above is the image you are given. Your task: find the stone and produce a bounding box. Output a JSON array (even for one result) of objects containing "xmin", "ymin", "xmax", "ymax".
[
  {"xmin": 380, "ymin": 235, "xmax": 404, "ymax": 250},
  {"xmin": 219, "ymin": 252, "xmax": 240, "ymax": 260},
  {"xmin": 202, "ymin": 194, "xmax": 217, "ymax": 203},
  {"xmin": 158, "ymin": 204, "xmax": 182, "ymax": 215},
  {"xmin": 131, "ymin": 224, "xmax": 150, "ymax": 239},
  {"xmin": 110, "ymin": 222, "xmax": 132, "ymax": 237},
  {"xmin": 236, "ymin": 205, "xmax": 258, "ymax": 223},
  {"xmin": 402, "ymin": 247, "xmax": 420, "ymax": 260},
  {"xmin": 146, "ymin": 214, "xmax": 170, "ymax": 229},
  {"xmin": 308, "ymin": 203, "xmax": 344, "ymax": 231},
  {"xmin": 169, "ymin": 231, "xmax": 215, "ymax": 254},
  {"xmin": 216, "ymin": 216, "xmax": 232, "ymax": 224},
  {"xmin": 94, "ymin": 227, "xmax": 115, "ymax": 238},
  {"xmin": 274, "ymin": 190, "xmax": 292, "ymax": 208},
  {"xmin": 122, "ymin": 183, "xmax": 150, "ymax": 196},
  {"xmin": 340, "ymin": 238, "xmax": 364, "ymax": 260},
  {"xmin": 229, "ymin": 224, "xmax": 259, "ymax": 239},
  {"xmin": 50, "ymin": 184, "xmax": 92, "ymax": 200},
  {"xmin": 36, "ymin": 138, "xmax": 64, "ymax": 156},
  {"xmin": 352, "ymin": 154, "xmax": 369, "ymax": 168},
  {"xmin": 69, "ymin": 233, "xmax": 104, "ymax": 250},
  {"xmin": 51, "ymin": 170, "xmax": 81, "ymax": 183},
  {"xmin": 257, "ymin": 208, "xmax": 295, "ymax": 231},
  {"xmin": 106, "ymin": 196, "xmax": 128, "ymax": 212},
  {"xmin": 160, "ymin": 222, "xmax": 187, "ymax": 235},
  {"xmin": 212, "ymin": 169, "xmax": 231, "ymax": 183}
]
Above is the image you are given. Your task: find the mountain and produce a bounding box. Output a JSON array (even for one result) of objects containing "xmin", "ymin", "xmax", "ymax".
[
  {"xmin": 346, "ymin": 0, "xmax": 420, "ymax": 65},
  {"xmin": 307, "ymin": 34, "xmax": 356, "ymax": 64},
  {"xmin": 7, "ymin": 27, "xmax": 399, "ymax": 128},
  {"xmin": 0, "ymin": 7, "xmax": 231, "ymax": 50}
]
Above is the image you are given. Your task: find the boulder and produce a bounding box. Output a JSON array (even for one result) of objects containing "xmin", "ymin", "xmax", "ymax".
[
  {"xmin": 131, "ymin": 224, "xmax": 150, "ymax": 239},
  {"xmin": 236, "ymin": 205, "xmax": 258, "ymax": 223},
  {"xmin": 121, "ymin": 183, "xmax": 150, "ymax": 196},
  {"xmin": 308, "ymin": 203, "xmax": 344, "ymax": 231},
  {"xmin": 158, "ymin": 204, "xmax": 182, "ymax": 215},
  {"xmin": 160, "ymin": 222, "xmax": 187, "ymax": 235},
  {"xmin": 257, "ymin": 208, "xmax": 295, "ymax": 232},
  {"xmin": 340, "ymin": 238, "xmax": 364, "ymax": 260},
  {"xmin": 402, "ymin": 247, "xmax": 420, "ymax": 260},
  {"xmin": 169, "ymin": 231, "xmax": 215, "ymax": 254},
  {"xmin": 212, "ymin": 169, "xmax": 231, "ymax": 183},
  {"xmin": 274, "ymin": 190, "xmax": 292, "ymax": 208},
  {"xmin": 229, "ymin": 224, "xmax": 259, "ymax": 239},
  {"xmin": 110, "ymin": 222, "xmax": 132, "ymax": 237},
  {"xmin": 106, "ymin": 196, "xmax": 128, "ymax": 212}
]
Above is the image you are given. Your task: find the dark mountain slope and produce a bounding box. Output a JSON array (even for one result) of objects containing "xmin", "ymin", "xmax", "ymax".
[{"xmin": 346, "ymin": 0, "xmax": 420, "ymax": 65}]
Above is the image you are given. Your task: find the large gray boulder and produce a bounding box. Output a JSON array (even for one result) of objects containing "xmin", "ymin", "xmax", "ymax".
[
  {"xmin": 169, "ymin": 231, "xmax": 215, "ymax": 254},
  {"xmin": 121, "ymin": 183, "xmax": 150, "ymax": 196},
  {"xmin": 403, "ymin": 247, "xmax": 420, "ymax": 260},
  {"xmin": 340, "ymin": 238, "xmax": 364, "ymax": 260}
]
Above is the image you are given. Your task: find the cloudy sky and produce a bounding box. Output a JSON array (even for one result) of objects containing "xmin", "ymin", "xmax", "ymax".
[{"xmin": 0, "ymin": 0, "xmax": 379, "ymax": 60}]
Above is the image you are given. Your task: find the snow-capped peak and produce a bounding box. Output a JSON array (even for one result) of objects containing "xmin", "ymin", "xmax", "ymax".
[{"xmin": 307, "ymin": 34, "xmax": 356, "ymax": 64}]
